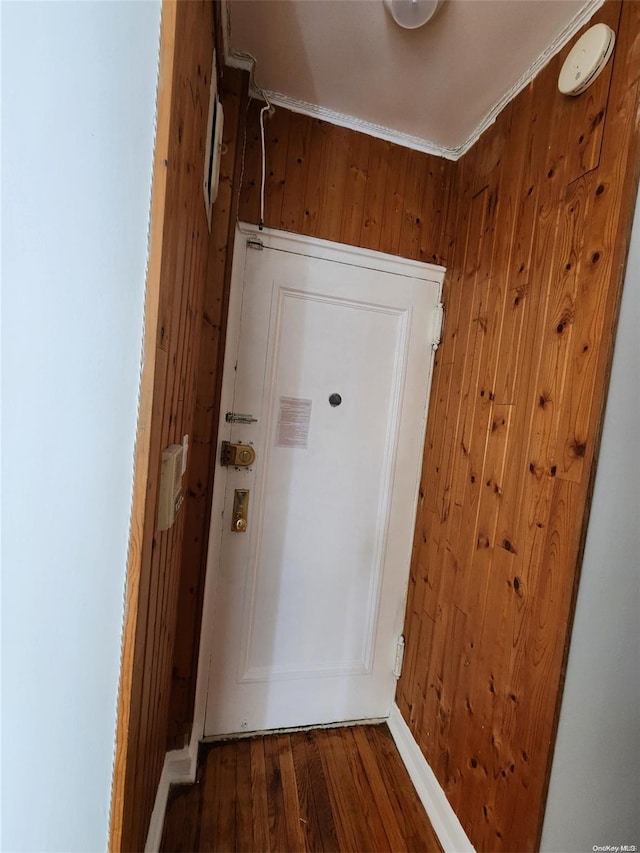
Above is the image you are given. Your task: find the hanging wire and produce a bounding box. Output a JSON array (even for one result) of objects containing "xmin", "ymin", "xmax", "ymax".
[
  {"xmin": 258, "ymin": 94, "xmax": 272, "ymax": 230},
  {"xmin": 231, "ymin": 50, "xmax": 273, "ymax": 230},
  {"xmin": 236, "ymin": 94, "xmax": 251, "ymax": 227}
]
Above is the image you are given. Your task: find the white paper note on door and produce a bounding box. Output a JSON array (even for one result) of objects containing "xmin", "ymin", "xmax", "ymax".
[{"xmin": 276, "ymin": 397, "xmax": 312, "ymax": 448}]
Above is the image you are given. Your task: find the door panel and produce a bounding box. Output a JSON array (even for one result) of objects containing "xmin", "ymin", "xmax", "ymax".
[
  {"xmin": 244, "ymin": 288, "xmax": 407, "ymax": 681},
  {"xmin": 204, "ymin": 227, "xmax": 443, "ymax": 736}
]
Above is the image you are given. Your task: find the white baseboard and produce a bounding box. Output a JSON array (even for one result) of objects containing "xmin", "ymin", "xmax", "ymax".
[
  {"xmin": 388, "ymin": 703, "xmax": 475, "ymax": 853},
  {"xmin": 144, "ymin": 745, "xmax": 198, "ymax": 853}
]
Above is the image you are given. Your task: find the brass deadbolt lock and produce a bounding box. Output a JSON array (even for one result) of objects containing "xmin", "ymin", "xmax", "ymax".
[{"xmin": 220, "ymin": 441, "xmax": 256, "ymax": 467}]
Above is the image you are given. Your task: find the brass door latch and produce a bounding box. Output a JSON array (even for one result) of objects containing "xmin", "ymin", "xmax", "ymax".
[
  {"xmin": 232, "ymin": 489, "xmax": 249, "ymax": 532},
  {"xmin": 220, "ymin": 441, "xmax": 255, "ymax": 467}
]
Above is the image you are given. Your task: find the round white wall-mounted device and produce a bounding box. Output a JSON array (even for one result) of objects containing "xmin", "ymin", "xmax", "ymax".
[
  {"xmin": 558, "ymin": 23, "xmax": 615, "ymax": 96},
  {"xmin": 384, "ymin": 0, "xmax": 443, "ymax": 30}
]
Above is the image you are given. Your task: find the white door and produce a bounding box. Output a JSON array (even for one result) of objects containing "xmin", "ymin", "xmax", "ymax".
[{"xmin": 203, "ymin": 226, "xmax": 443, "ymax": 737}]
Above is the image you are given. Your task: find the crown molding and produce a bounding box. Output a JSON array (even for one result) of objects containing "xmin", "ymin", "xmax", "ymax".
[
  {"xmin": 456, "ymin": 0, "xmax": 604, "ymax": 156},
  {"xmin": 222, "ymin": 0, "xmax": 604, "ymax": 161},
  {"xmin": 254, "ymin": 86, "xmax": 463, "ymax": 160},
  {"xmin": 224, "ymin": 48, "xmax": 462, "ymax": 159}
]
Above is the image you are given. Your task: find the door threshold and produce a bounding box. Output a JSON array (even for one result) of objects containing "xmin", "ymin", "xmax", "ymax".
[{"xmin": 201, "ymin": 715, "xmax": 388, "ymax": 743}]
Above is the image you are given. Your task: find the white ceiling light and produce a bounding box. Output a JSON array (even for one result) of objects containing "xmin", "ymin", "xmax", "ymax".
[{"xmin": 384, "ymin": 0, "xmax": 443, "ymax": 30}]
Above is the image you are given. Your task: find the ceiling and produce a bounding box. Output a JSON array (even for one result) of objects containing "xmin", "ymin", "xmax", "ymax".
[{"xmin": 224, "ymin": 0, "xmax": 602, "ymax": 158}]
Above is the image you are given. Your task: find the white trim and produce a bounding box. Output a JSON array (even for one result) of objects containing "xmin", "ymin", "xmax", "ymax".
[
  {"xmin": 249, "ymin": 87, "xmax": 461, "ymax": 160},
  {"xmin": 388, "ymin": 703, "xmax": 476, "ymax": 853},
  {"xmin": 222, "ymin": 0, "xmax": 603, "ymax": 160},
  {"xmin": 144, "ymin": 747, "xmax": 197, "ymax": 853},
  {"xmin": 235, "ymin": 223, "xmax": 445, "ymax": 281},
  {"xmin": 226, "ymin": 48, "xmax": 256, "ymax": 75},
  {"xmin": 458, "ymin": 0, "xmax": 604, "ymax": 156}
]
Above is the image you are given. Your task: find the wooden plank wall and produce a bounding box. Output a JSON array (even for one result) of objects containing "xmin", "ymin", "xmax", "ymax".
[
  {"xmin": 112, "ymin": 2, "xmax": 222, "ymax": 849},
  {"xmin": 237, "ymin": 104, "xmax": 455, "ymax": 264},
  {"xmin": 109, "ymin": 2, "xmax": 178, "ymax": 847},
  {"xmin": 168, "ymin": 65, "xmax": 248, "ymax": 748},
  {"xmin": 397, "ymin": 3, "xmax": 640, "ymax": 850},
  {"xmin": 161, "ymin": 3, "xmax": 640, "ymax": 851}
]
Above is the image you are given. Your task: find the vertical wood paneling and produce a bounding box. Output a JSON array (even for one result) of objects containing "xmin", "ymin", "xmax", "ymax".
[
  {"xmin": 112, "ymin": 2, "xmax": 221, "ymax": 850},
  {"xmin": 340, "ymin": 132, "xmax": 372, "ymax": 246},
  {"xmin": 158, "ymin": 6, "xmax": 639, "ymax": 853},
  {"xmin": 168, "ymin": 65, "xmax": 248, "ymax": 748},
  {"xmin": 280, "ymin": 112, "xmax": 314, "ymax": 234},
  {"xmin": 110, "ymin": 3, "xmax": 177, "ymax": 848},
  {"xmin": 264, "ymin": 107, "xmax": 291, "ymax": 228},
  {"xmin": 359, "ymin": 137, "xmax": 393, "ymax": 251},
  {"xmin": 318, "ymin": 126, "xmax": 352, "ymax": 242},
  {"xmin": 398, "ymin": 3, "xmax": 640, "ymax": 851},
  {"xmin": 238, "ymin": 110, "xmax": 452, "ymax": 265}
]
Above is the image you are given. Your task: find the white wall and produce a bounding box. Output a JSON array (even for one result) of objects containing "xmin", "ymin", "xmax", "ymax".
[
  {"xmin": 1, "ymin": 2, "xmax": 161, "ymax": 850},
  {"xmin": 541, "ymin": 191, "xmax": 640, "ymax": 850}
]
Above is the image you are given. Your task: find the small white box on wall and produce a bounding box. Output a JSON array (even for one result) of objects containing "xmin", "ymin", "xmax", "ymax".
[
  {"xmin": 157, "ymin": 443, "xmax": 185, "ymax": 531},
  {"xmin": 203, "ymin": 49, "xmax": 224, "ymax": 231}
]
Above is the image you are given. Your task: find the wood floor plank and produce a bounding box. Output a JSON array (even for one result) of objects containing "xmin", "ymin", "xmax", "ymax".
[
  {"xmin": 340, "ymin": 728, "xmax": 395, "ymax": 852},
  {"xmin": 235, "ymin": 739, "xmax": 253, "ymax": 853},
  {"xmin": 220, "ymin": 739, "xmax": 238, "ymax": 851},
  {"xmin": 350, "ymin": 726, "xmax": 408, "ymax": 853},
  {"xmin": 198, "ymin": 744, "xmax": 223, "ymax": 852},
  {"xmin": 293, "ymin": 730, "xmax": 340, "ymax": 853},
  {"xmin": 367, "ymin": 725, "xmax": 443, "ymax": 851},
  {"xmin": 160, "ymin": 783, "xmax": 200, "ymax": 853},
  {"xmin": 161, "ymin": 724, "xmax": 442, "ymax": 853},
  {"xmin": 317, "ymin": 732, "xmax": 358, "ymax": 850},
  {"xmin": 276, "ymin": 734, "xmax": 307, "ymax": 852},
  {"xmin": 264, "ymin": 734, "xmax": 292, "ymax": 853},
  {"xmin": 290, "ymin": 733, "xmax": 324, "ymax": 853},
  {"xmin": 316, "ymin": 728, "xmax": 368, "ymax": 852},
  {"xmin": 249, "ymin": 738, "xmax": 270, "ymax": 852},
  {"xmin": 196, "ymin": 742, "xmax": 238, "ymax": 853}
]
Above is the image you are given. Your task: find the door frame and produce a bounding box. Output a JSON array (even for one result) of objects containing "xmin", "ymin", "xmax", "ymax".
[{"xmin": 191, "ymin": 223, "xmax": 445, "ymax": 744}]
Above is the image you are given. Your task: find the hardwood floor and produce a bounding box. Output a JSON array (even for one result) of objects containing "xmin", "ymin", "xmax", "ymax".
[{"xmin": 161, "ymin": 724, "xmax": 443, "ymax": 852}]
